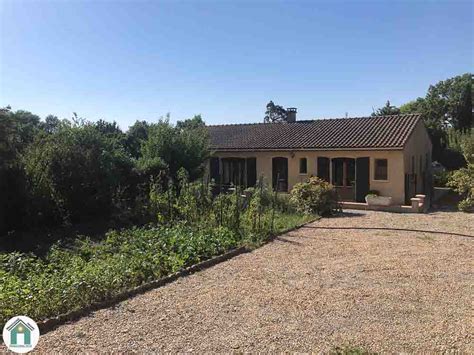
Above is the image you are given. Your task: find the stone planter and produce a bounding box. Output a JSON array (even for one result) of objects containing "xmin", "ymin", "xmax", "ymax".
[{"xmin": 365, "ymin": 195, "xmax": 392, "ymax": 206}]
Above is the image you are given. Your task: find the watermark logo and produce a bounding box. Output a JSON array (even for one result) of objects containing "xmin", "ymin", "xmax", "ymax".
[{"xmin": 2, "ymin": 316, "xmax": 40, "ymax": 353}]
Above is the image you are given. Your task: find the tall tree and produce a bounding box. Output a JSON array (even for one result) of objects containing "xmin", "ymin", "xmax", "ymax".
[
  {"xmin": 126, "ymin": 120, "xmax": 150, "ymax": 159},
  {"xmin": 400, "ymin": 73, "xmax": 473, "ymax": 169},
  {"xmin": 264, "ymin": 101, "xmax": 287, "ymax": 123},
  {"xmin": 139, "ymin": 118, "xmax": 209, "ymax": 182},
  {"xmin": 371, "ymin": 100, "xmax": 400, "ymax": 116},
  {"xmin": 424, "ymin": 73, "xmax": 472, "ymax": 131},
  {"xmin": 176, "ymin": 115, "xmax": 205, "ymax": 130}
]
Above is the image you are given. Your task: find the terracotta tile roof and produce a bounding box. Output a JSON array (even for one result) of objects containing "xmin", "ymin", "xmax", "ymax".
[{"xmin": 208, "ymin": 114, "xmax": 421, "ymax": 151}]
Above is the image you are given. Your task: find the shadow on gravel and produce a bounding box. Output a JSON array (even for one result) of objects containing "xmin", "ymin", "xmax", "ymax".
[
  {"xmin": 329, "ymin": 211, "xmax": 366, "ymax": 218},
  {"xmin": 274, "ymin": 236, "xmax": 303, "ymax": 246},
  {"xmin": 302, "ymin": 226, "xmax": 474, "ymax": 239}
]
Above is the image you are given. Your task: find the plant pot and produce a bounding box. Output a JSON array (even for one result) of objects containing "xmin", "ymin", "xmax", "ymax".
[{"xmin": 365, "ymin": 195, "xmax": 392, "ymax": 206}]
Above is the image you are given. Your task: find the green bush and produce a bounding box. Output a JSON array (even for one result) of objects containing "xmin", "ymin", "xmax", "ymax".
[
  {"xmin": 447, "ymin": 133, "xmax": 474, "ymax": 212},
  {"xmin": 22, "ymin": 121, "xmax": 135, "ymax": 223},
  {"xmin": 447, "ymin": 164, "xmax": 474, "ymax": 212},
  {"xmin": 140, "ymin": 117, "xmax": 209, "ymax": 183},
  {"xmin": 433, "ymin": 170, "xmax": 452, "ymax": 187},
  {"xmin": 290, "ymin": 177, "xmax": 339, "ymax": 216}
]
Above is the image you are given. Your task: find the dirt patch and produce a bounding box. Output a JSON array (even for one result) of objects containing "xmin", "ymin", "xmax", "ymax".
[{"xmin": 34, "ymin": 210, "xmax": 473, "ymax": 353}]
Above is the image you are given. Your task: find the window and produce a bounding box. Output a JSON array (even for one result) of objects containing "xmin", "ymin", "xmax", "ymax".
[
  {"xmin": 299, "ymin": 158, "xmax": 307, "ymax": 174},
  {"xmin": 374, "ymin": 159, "xmax": 388, "ymax": 180}
]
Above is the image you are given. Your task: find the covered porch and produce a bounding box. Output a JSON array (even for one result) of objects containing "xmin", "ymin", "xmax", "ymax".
[
  {"xmin": 209, "ymin": 157, "xmax": 257, "ymax": 189},
  {"xmin": 317, "ymin": 156, "xmax": 370, "ymax": 203}
]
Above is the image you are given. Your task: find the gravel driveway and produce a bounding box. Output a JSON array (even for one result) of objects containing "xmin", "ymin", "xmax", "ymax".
[{"xmin": 35, "ymin": 210, "xmax": 473, "ymax": 353}]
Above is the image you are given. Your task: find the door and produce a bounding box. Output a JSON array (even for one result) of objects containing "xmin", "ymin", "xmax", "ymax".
[
  {"xmin": 272, "ymin": 157, "xmax": 288, "ymax": 192},
  {"xmin": 355, "ymin": 157, "xmax": 370, "ymax": 202}
]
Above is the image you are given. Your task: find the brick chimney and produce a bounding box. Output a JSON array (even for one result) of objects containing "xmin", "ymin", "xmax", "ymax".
[{"xmin": 286, "ymin": 107, "xmax": 297, "ymax": 123}]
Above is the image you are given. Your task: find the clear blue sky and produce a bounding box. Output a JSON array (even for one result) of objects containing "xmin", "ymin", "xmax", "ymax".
[{"xmin": 1, "ymin": 0, "xmax": 472, "ymax": 129}]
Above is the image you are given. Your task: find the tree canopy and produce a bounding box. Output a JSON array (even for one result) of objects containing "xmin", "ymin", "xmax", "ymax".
[
  {"xmin": 0, "ymin": 109, "xmax": 211, "ymax": 237},
  {"xmin": 264, "ymin": 101, "xmax": 287, "ymax": 123},
  {"xmin": 371, "ymin": 100, "xmax": 401, "ymax": 116},
  {"xmin": 382, "ymin": 73, "xmax": 473, "ymax": 169}
]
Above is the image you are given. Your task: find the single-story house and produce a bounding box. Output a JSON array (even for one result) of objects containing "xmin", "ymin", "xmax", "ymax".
[{"xmin": 207, "ymin": 110, "xmax": 432, "ymax": 206}]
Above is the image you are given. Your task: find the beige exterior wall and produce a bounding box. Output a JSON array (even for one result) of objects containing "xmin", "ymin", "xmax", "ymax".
[
  {"xmin": 402, "ymin": 120, "xmax": 433, "ymax": 194},
  {"xmin": 211, "ymin": 149, "xmax": 407, "ymax": 204}
]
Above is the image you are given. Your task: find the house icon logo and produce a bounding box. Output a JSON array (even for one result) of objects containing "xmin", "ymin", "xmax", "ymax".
[{"xmin": 2, "ymin": 316, "xmax": 40, "ymax": 353}]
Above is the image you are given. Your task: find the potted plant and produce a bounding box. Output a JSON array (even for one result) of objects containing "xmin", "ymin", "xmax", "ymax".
[{"xmin": 365, "ymin": 190, "xmax": 392, "ymax": 206}]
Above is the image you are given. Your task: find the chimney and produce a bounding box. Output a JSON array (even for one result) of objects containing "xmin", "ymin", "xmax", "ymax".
[{"xmin": 286, "ymin": 107, "xmax": 297, "ymax": 123}]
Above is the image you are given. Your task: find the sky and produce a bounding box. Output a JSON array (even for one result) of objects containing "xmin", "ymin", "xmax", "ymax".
[{"xmin": 0, "ymin": 0, "xmax": 472, "ymax": 129}]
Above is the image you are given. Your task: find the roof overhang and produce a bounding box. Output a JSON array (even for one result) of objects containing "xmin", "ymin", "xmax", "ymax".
[{"xmin": 210, "ymin": 147, "xmax": 404, "ymax": 152}]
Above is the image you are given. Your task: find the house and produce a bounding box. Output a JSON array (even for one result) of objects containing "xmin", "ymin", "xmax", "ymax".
[
  {"xmin": 6, "ymin": 318, "xmax": 34, "ymax": 347},
  {"xmin": 207, "ymin": 110, "xmax": 432, "ymax": 206}
]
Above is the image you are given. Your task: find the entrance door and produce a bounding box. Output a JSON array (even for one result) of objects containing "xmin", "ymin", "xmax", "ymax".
[
  {"xmin": 272, "ymin": 157, "xmax": 288, "ymax": 192},
  {"xmin": 355, "ymin": 157, "xmax": 370, "ymax": 202}
]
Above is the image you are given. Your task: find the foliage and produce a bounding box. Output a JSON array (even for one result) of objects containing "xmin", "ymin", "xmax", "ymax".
[
  {"xmin": 0, "ymin": 108, "xmax": 212, "ymax": 238},
  {"xmin": 424, "ymin": 73, "xmax": 472, "ymax": 131},
  {"xmin": 399, "ymin": 73, "xmax": 473, "ymax": 167},
  {"xmin": 0, "ymin": 224, "xmax": 242, "ymax": 326},
  {"xmin": 125, "ymin": 120, "xmax": 150, "ymax": 159},
  {"xmin": 400, "ymin": 97, "xmax": 426, "ymax": 115},
  {"xmin": 290, "ymin": 177, "xmax": 339, "ymax": 216},
  {"xmin": 366, "ymin": 190, "xmax": 380, "ymax": 197},
  {"xmin": 447, "ymin": 164, "xmax": 474, "ymax": 212},
  {"xmin": 433, "ymin": 170, "xmax": 452, "ymax": 187},
  {"xmin": 458, "ymin": 128, "xmax": 474, "ymax": 164},
  {"xmin": 0, "ymin": 107, "xmax": 44, "ymax": 234},
  {"xmin": 22, "ymin": 120, "xmax": 135, "ymax": 224},
  {"xmin": 0, "ymin": 180, "xmax": 312, "ymax": 327},
  {"xmin": 140, "ymin": 117, "xmax": 210, "ymax": 183},
  {"xmin": 264, "ymin": 100, "xmax": 288, "ymax": 123},
  {"xmin": 447, "ymin": 135, "xmax": 474, "ymax": 212},
  {"xmin": 371, "ymin": 100, "xmax": 400, "ymax": 116},
  {"xmin": 176, "ymin": 114, "xmax": 205, "ymax": 130}
]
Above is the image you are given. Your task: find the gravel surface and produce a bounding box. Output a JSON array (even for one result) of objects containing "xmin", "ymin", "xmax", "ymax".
[{"xmin": 34, "ymin": 210, "xmax": 473, "ymax": 353}]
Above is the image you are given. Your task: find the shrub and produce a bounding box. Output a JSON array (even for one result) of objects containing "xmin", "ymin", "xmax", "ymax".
[
  {"xmin": 433, "ymin": 170, "xmax": 452, "ymax": 187},
  {"xmin": 22, "ymin": 122, "xmax": 135, "ymax": 223},
  {"xmin": 446, "ymin": 134, "xmax": 474, "ymax": 212},
  {"xmin": 140, "ymin": 118, "xmax": 209, "ymax": 183},
  {"xmin": 447, "ymin": 164, "xmax": 474, "ymax": 212},
  {"xmin": 290, "ymin": 177, "xmax": 339, "ymax": 216}
]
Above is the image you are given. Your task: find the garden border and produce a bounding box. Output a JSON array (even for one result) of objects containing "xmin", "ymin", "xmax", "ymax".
[{"xmin": 37, "ymin": 217, "xmax": 318, "ymax": 335}]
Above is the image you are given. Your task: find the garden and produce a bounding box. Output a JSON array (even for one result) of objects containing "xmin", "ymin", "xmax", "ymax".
[{"xmin": 0, "ymin": 109, "xmax": 336, "ymax": 328}]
